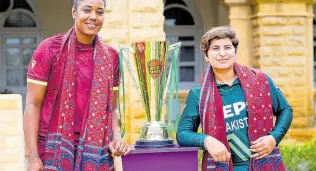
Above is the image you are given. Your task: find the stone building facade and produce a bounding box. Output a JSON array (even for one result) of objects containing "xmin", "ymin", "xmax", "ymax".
[
  {"xmin": 0, "ymin": 3, "xmax": 315, "ymax": 170},
  {"xmin": 99, "ymin": 0, "xmax": 316, "ymax": 143}
]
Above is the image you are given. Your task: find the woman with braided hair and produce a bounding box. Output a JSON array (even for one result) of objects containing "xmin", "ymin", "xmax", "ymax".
[
  {"xmin": 24, "ymin": 0, "xmax": 130, "ymax": 170},
  {"xmin": 177, "ymin": 26, "xmax": 293, "ymax": 171}
]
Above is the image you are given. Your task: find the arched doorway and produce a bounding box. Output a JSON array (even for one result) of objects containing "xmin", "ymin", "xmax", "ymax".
[
  {"xmin": 164, "ymin": 0, "xmax": 203, "ymax": 90},
  {"xmin": 0, "ymin": 0, "xmax": 42, "ymax": 103}
]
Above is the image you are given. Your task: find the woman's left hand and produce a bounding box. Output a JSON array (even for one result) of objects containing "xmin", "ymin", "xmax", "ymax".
[
  {"xmin": 109, "ymin": 140, "xmax": 131, "ymax": 157},
  {"xmin": 250, "ymin": 135, "xmax": 276, "ymax": 160}
]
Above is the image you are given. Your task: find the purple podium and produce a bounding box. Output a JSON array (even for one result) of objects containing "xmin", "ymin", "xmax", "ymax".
[{"xmin": 122, "ymin": 145, "xmax": 201, "ymax": 171}]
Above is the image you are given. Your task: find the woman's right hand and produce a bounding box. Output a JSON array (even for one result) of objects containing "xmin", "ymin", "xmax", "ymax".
[
  {"xmin": 205, "ymin": 136, "xmax": 231, "ymax": 162},
  {"xmin": 27, "ymin": 157, "xmax": 43, "ymax": 171}
]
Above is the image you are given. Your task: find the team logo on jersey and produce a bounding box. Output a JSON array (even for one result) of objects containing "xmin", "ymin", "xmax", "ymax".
[{"xmin": 31, "ymin": 60, "xmax": 37, "ymax": 69}]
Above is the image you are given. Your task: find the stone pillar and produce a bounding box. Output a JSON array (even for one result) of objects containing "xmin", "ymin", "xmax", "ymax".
[
  {"xmin": 224, "ymin": 0, "xmax": 254, "ymax": 67},
  {"xmin": 127, "ymin": 0, "xmax": 165, "ymax": 144},
  {"xmin": 99, "ymin": 0, "xmax": 129, "ymax": 46},
  {"xmin": 0, "ymin": 95, "xmax": 25, "ymax": 171},
  {"xmin": 99, "ymin": 0, "xmax": 165, "ymax": 144},
  {"xmin": 251, "ymin": 0, "xmax": 315, "ymax": 128}
]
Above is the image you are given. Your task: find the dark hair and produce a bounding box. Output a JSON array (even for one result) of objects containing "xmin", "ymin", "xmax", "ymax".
[
  {"xmin": 200, "ymin": 26, "xmax": 239, "ymax": 56},
  {"xmin": 73, "ymin": 0, "xmax": 106, "ymax": 9}
]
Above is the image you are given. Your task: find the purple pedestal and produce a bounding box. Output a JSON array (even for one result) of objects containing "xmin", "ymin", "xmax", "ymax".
[{"xmin": 122, "ymin": 145, "xmax": 201, "ymax": 171}]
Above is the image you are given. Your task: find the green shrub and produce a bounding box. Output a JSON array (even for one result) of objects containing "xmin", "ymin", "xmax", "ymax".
[{"xmin": 280, "ymin": 139, "xmax": 316, "ymax": 171}]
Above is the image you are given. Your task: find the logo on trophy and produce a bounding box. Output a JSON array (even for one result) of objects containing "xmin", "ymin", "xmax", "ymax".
[{"xmin": 118, "ymin": 41, "xmax": 181, "ymax": 148}]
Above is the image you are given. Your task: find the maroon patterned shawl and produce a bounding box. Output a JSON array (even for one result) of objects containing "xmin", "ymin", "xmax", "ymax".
[
  {"xmin": 43, "ymin": 27, "xmax": 115, "ymax": 171},
  {"xmin": 199, "ymin": 63, "xmax": 286, "ymax": 171}
]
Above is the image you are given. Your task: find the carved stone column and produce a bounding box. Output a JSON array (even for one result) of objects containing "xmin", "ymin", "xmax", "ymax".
[{"xmin": 224, "ymin": 0, "xmax": 253, "ymax": 67}]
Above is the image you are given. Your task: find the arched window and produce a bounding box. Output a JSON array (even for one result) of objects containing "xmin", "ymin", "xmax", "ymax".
[
  {"xmin": 4, "ymin": 11, "xmax": 36, "ymax": 27},
  {"xmin": 0, "ymin": 0, "xmax": 41, "ymax": 102},
  {"xmin": 164, "ymin": 7, "xmax": 194, "ymax": 26},
  {"xmin": 164, "ymin": 0, "xmax": 203, "ymax": 90}
]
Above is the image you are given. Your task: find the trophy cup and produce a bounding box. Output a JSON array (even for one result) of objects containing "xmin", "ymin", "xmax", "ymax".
[{"xmin": 118, "ymin": 41, "xmax": 181, "ymax": 148}]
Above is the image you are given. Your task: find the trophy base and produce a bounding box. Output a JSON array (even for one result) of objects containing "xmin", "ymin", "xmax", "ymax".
[{"xmin": 135, "ymin": 139, "xmax": 174, "ymax": 148}]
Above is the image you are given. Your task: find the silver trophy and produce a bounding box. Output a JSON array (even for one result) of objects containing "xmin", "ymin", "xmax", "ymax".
[{"xmin": 119, "ymin": 41, "xmax": 181, "ymax": 148}]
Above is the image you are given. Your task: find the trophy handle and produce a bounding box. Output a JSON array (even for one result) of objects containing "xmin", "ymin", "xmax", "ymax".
[
  {"xmin": 162, "ymin": 42, "xmax": 181, "ymax": 103},
  {"xmin": 163, "ymin": 42, "xmax": 181, "ymax": 133},
  {"xmin": 169, "ymin": 42, "xmax": 181, "ymax": 51},
  {"xmin": 120, "ymin": 46, "xmax": 134, "ymax": 53},
  {"xmin": 118, "ymin": 45, "xmax": 142, "ymax": 91},
  {"xmin": 118, "ymin": 46, "xmax": 145, "ymax": 137}
]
